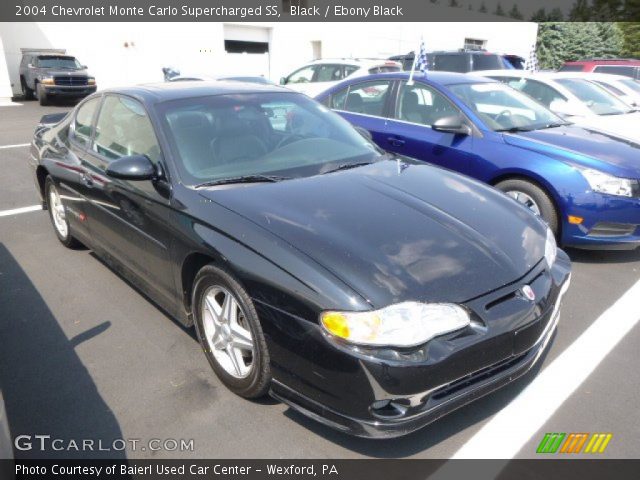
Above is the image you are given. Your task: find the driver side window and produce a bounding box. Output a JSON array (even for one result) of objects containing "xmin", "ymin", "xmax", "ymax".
[
  {"xmin": 93, "ymin": 95, "xmax": 161, "ymax": 164},
  {"xmin": 394, "ymin": 82, "xmax": 460, "ymax": 127},
  {"xmin": 287, "ymin": 66, "xmax": 315, "ymax": 84}
]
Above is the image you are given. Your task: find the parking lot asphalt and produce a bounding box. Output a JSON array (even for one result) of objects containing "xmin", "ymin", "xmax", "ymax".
[{"xmin": 1, "ymin": 101, "xmax": 639, "ymax": 460}]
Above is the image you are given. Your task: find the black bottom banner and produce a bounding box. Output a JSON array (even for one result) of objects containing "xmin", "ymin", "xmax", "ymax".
[{"xmin": 3, "ymin": 459, "xmax": 640, "ymax": 480}]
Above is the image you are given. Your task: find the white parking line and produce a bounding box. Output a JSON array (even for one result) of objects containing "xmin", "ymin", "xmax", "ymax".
[
  {"xmin": 449, "ymin": 277, "xmax": 640, "ymax": 460},
  {"xmin": 0, "ymin": 205, "xmax": 41, "ymax": 217},
  {"xmin": 0, "ymin": 143, "xmax": 30, "ymax": 150}
]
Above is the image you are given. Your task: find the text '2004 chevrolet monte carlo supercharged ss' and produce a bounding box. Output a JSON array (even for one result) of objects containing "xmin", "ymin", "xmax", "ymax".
[{"xmin": 30, "ymin": 81, "xmax": 570, "ymax": 438}]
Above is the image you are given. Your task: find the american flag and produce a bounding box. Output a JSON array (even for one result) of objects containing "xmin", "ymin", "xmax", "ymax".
[{"xmin": 524, "ymin": 45, "xmax": 539, "ymax": 73}]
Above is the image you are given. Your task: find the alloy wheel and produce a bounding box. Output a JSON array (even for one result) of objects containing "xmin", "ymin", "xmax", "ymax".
[
  {"xmin": 48, "ymin": 183, "xmax": 68, "ymax": 238},
  {"xmin": 201, "ymin": 286, "xmax": 254, "ymax": 379},
  {"xmin": 506, "ymin": 190, "xmax": 541, "ymax": 216}
]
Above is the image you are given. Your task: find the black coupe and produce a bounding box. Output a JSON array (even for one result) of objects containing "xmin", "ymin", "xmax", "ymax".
[{"xmin": 30, "ymin": 81, "xmax": 571, "ymax": 438}]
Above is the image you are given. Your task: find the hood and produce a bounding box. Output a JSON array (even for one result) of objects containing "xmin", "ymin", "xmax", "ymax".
[
  {"xmin": 503, "ymin": 124, "xmax": 640, "ymax": 179},
  {"xmin": 198, "ymin": 161, "xmax": 547, "ymax": 307},
  {"xmin": 41, "ymin": 68, "xmax": 89, "ymax": 77}
]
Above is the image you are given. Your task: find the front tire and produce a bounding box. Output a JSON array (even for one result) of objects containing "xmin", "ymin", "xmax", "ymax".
[
  {"xmin": 495, "ymin": 178, "xmax": 559, "ymax": 236},
  {"xmin": 192, "ymin": 264, "xmax": 271, "ymax": 399},
  {"xmin": 45, "ymin": 177, "xmax": 81, "ymax": 248},
  {"xmin": 36, "ymin": 83, "xmax": 50, "ymax": 106}
]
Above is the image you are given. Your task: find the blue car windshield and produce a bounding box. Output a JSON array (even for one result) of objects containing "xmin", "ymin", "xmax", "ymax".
[
  {"xmin": 157, "ymin": 92, "xmax": 382, "ymax": 185},
  {"xmin": 449, "ymin": 82, "xmax": 566, "ymax": 132}
]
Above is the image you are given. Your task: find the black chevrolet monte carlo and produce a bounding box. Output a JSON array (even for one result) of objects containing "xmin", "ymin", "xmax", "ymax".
[{"xmin": 29, "ymin": 81, "xmax": 571, "ymax": 438}]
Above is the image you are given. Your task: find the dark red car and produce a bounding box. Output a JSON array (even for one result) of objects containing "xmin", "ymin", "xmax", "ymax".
[{"xmin": 559, "ymin": 59, "xmax": 640, "ymax": 79}]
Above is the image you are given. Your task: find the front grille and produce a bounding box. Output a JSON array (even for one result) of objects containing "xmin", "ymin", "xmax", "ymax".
[
  {"xmin": 54, "ymin": 75, "xmax": 88, "ymax": 86},
  {"xmin": 588, "ymin": 222, "xmax": 637, "ymax": 238}
]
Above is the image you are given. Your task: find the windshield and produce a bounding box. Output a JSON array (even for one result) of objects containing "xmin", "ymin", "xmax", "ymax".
[
  {"xmin": 555, "ymin": 78, "xmax": 631, "ymax": 115},
  {"xmin": 37, "ymin": 56, "xmax": 82, "ymax": 69},
  {"xmin": 449, "ymin": 82, "xmax": 565, "ymax": 131},
  {"xmin": 619, "ymin": 78, "xmax": 640, "ymax": 94},
  {"xmin": 158, "ymin": 92, "xmax": 382, "ymax": 185}
]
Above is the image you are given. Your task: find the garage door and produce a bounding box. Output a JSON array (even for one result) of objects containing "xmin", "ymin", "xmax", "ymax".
[{"xmin": 223, "ymin": 25, "xmax": 270, "ymax": 78}]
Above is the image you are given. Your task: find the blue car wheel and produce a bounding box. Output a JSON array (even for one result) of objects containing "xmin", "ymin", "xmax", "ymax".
[{"xmin": 495, "ymin": 178, "xmax": 559, "ymax": 236}]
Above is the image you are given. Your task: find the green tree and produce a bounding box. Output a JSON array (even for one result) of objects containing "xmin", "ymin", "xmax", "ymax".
[
  {"xmin": 537, "ymin": 22, "xmax": 623, "ymax": 70},
  {"xmin": 508, "ymin": 4, "xmax": 524, "ymax": 19},
  {"xmin": 448, "ymin": 0, "xmax": 460, "ymax": 7},
  {"xmin": 547, "ymin": 7, "xmax": 564, "ymax": 21},
  {"xmin": 494, "ymin": 2, "xmax": 506, "ymax": 16},
  {"xmin": 478, "ymin": 2, "xmax": 488, "ymax": 14},
  {"xmin": 569, "ymin": 0, "xmax": 592, "ymax": 20},
  {"xmin": 619, "ymin": 22, "xmax": 640, "ymax": 58}
]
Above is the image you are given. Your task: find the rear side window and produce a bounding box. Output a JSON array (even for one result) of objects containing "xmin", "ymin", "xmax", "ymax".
[
  {"xmin": 471, "ymin": 55, "xmax": 505, "ymax": 71},
  {"xmin": 431, "ymin": 54, "xmax": 470, "ymax": 73},
  {"xmin": 519, "ymin": 79, "xmax": 567, "ymax": 108},
  {"xmin": 593, "ymin": 65, "xmax": 637, "ymax": 78},
  {"xmin": 93, "ymin": 96, "xmax": 161, "ymax": 163},
  {"xmin": 342, "ymin": 80, "xmax": 392, "ymax": 117},
  {"xmin": 71, "ymin": 97, "xmax": 101, "ymax": 147}
]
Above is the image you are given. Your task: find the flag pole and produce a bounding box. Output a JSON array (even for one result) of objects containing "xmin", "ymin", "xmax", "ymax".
[{"xmin": 406, "ymin": 38, "xmax": 421, "ymax": 86}]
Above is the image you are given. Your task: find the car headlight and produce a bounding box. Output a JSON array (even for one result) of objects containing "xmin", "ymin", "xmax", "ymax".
[
  {"xmin": 40, "ymin": 76, "xmax": 54, "ymax": 85},
  {"xmin": 87, "ymin": 77, "xmax": 96, "ymax": 85},
  {"xmin": 578, "ymin": 167, "xmax": 635, "ymax": 197},
  {"xmin": 320, "ymin": 302, "xmax": 470, "ymax": 348},
  {"xmin": 545, "ymin": 227, "xmax": 557, "ymax": 268}
]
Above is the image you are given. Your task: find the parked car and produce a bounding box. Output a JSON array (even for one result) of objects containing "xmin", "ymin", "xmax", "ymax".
[
  {"xmin": 19, "ymin": 52, "xmax": 96, "ymax": 105},
  {"xmin": 279, "ymin": 58, "xmax": 401, "ymax": 97},
  {"xmin": 316, "ymin": 72, "xmax": 640, "ymax": 250},
  {"xmin": 559, "ymin": 59, "xmax": 640, "ymax": 79},
  {"xmin": 566, "ymin": 72, "xmax": 640, "ymax": 108},
  {"xmin": 30, "ymin": 82, "xmax": 570, "ymax": 438},
  {"xmin": 389, "ymin": 49, "xmax": 520, "ymax": 73},
  {"xmin": 483, "ymin": 70, "xmax": 640, "ymax": 144}
]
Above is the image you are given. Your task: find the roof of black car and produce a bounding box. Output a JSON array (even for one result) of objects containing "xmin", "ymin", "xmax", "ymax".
[{"xmin": 101, "ymin": 81, "xmax": 292, "ymax": 104}]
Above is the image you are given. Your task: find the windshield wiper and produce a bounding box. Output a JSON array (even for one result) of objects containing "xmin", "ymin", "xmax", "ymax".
[
  {"xmin": 495, "ymin": 126, "xmax": 534, "ymax": 133},
  {"xmin": 322, "ymin": 161, "xmax": 373, "ymax": 175},
  {"xmin": 538, "ymin": 122, "xmax": 568, "ymax": 129},
  {"xmin": 194, "ymin": 174, "xmax": 289, "ymax": 188}
]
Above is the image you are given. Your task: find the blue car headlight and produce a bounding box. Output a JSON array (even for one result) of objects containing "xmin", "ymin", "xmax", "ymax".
[
  {"xmin": 577, "ymin": 167, "xmax": 636, "ymax": 198},
  {"xmin": 320, "ymin": 302, "xmax": 470, "ymax": 348}
]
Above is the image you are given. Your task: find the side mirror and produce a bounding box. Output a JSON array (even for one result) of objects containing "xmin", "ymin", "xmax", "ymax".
[
  {"xmin": 432, "ymin": 115, "xmax": 472, "ymax": 135},
  {"xmin": 279, "ymin": 77, "xmax": 287, "ymax": 85},
  {"xmin": 354, "ymin": 126, "xmax": 373, "ymax": 141},
  {"xmin": 81, "ymin": 65, "xmax": 88, "ymax": 69},
  {"xmin": 105, "ymin": 155, "xmax": 156, "ymax": 181},
  {"xmin": 28, "ymin": 64, "xmax": 34, "ymax": 69}
]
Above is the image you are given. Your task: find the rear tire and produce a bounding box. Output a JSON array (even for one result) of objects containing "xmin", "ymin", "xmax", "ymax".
[
  {"xmin": 45, "ymin": 177, "xmax": 81, "ymax": 248},
  {"xmin": 495, "ymin": 178, "xmax": 559, "ymax": 236},
  {"xmin": 192, "ymin": 264, "xmax": 271, "ymax": 399}
]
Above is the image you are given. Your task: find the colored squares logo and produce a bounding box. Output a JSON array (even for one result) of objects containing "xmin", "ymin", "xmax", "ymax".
[{"xmin": 537, "ymin": 433, "xmax": 612, "ymax": 454}]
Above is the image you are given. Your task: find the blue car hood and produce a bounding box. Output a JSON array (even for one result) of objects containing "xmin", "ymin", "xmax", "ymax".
[{"xmin": 503, "ymin": 125, "xmax": 640, "ymax": 179}]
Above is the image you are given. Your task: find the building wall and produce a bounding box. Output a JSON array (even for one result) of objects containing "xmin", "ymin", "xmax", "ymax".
[{"xmin": 0, "ymin": 21, "xmax": 537, "ymax": 96}]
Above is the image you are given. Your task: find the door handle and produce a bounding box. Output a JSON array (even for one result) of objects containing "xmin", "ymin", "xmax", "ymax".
[
  {"xmin": 387, "ymin": 136, "xmax": 405, "ymax": 147},
  {"xmin": 81, "ymin": 173, "xmax": 94, "ymax": 188}
]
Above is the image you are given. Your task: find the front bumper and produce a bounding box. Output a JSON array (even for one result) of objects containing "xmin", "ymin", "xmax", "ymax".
[
  {"xmin": 562, "ymin": 192, "xmax": 640, "ymax": 250},
  {"xmin": 263, "ymin": 252, "xmax": 572, "ymax": 438},
  {"xmin": 43, "ymin": 85, "xmax": 97, "ymax": 97}
]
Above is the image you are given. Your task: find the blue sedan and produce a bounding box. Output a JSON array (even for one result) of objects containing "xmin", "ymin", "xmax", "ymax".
[{"xmin": 316, "ymin": 72, "xmax": 640, "ymax": 249}]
